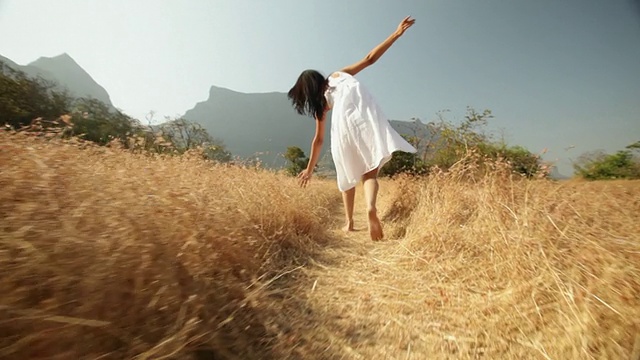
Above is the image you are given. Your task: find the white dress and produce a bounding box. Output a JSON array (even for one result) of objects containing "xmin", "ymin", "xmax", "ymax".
[{"xmin": 324, "ymin": 71, "xmax": 417, "ymax": 192}]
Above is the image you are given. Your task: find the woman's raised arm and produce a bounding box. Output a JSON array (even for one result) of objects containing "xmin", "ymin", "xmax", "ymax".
[{"xmin": 339, "ymin": 16, "xmax": 416, "ymax": 76}]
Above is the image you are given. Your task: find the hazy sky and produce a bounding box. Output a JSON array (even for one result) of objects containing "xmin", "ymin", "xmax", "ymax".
[{"xmin": 1, "ymin": 0, "xmax": 639, "ymax": 175}]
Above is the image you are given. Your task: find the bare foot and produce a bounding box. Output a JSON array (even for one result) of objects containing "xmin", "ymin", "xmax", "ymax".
[
  {"xmin": 367, "ymin": 208, "xmax": 383, "ymax": 241},
  {"xmin": 342, "ymin": 221, "xmax": 355, "ymax": 233}
]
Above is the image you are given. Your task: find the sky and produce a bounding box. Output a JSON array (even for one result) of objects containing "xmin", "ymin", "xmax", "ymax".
[{"xmin": 1, "ymin": 0, "xmax": 639, "ymax": 175}]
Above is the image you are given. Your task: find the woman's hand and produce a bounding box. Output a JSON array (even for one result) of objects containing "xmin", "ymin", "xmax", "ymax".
[
  {"xmin": 297, "ymin": 169, "xmax": 312, "ymax": 188},
  {"xmin": 395, "ymin": 16, "xmax": 416, "ymax": 36}
]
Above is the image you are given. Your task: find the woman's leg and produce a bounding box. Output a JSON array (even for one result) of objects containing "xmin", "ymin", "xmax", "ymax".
[
  {"xmin": 362, "ymin": 167, "xmax": 383, "ymax": 240},
  {"xmin": 341, "ymin": 187, "xmax": 356, "ymax": 232}
]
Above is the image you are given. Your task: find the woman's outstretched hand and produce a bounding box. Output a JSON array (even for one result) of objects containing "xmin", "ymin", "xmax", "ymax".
[
  {"xmin": 395, "ymin": 16, "xmax": 416, "ymax": 36},
  {"xmin": 297, "ymin": 169, "xmax": 312, "ymax": 188}
]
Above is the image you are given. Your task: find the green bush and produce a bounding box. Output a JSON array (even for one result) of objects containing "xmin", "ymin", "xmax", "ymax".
[
  {"xmin": 1, "ymin": 61, "xmax": 72, "ymax": 128},
  {"xmin": 1, "ymin": 61, "xmax": 232, "ymax": 161},
  {"xmin": 573, "ymin": 144, "xmax": 640, "ymax": 180},
  {"xmin": 283, "ymin": 146, "xmax": 309, "ymax": 176},
  {"xmin": 381, "ymin": 108, "xmax": 544, "ymax": 178},
  {"xmin": 66, "ymin": 98, "xmax": 136, "ymax": 145},
  {"xmin": 380, "ymin": 135, "xmax": 428, "ymax": 177}
]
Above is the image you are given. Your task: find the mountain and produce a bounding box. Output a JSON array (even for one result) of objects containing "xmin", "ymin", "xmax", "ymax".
[
  {"xmin": 0, "ymin": 54, "xmax": 22, "ymax": 70},
  {"xmin": 183, "ymin": 86, "xmax": 314, "ymax": 168},
  {"xmin": 0, "ymin": 53, "xmax": 114, "ymax": 108},
  {"xmin": 183, "ymin": 85, "xmax": 435, "ymax": 169},
  {"xmin": 548, "ymin": 166, "xmax": 570, "ymax": 180}
]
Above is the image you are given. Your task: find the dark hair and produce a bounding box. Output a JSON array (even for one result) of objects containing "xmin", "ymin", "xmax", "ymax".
[{"xmin": 287, "ymin": 69, "xmax": 328, "ymax": 120}]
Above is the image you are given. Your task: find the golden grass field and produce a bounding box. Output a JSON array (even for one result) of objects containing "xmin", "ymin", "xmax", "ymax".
[{"xmin": 1, "ymin": 131, "xmax": 639, "ymax": 359}]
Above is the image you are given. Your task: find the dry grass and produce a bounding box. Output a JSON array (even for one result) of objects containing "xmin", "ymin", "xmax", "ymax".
[
  {"xmin": 2, "ymin": 132, "xmax": 639, "ymax": 359},
  {"xmin": 298, "ymin": 159, "xmax": 640, "ymax": 359},
  {"xmin": 0, "ymin": 131, "xmax": 339, "ymax": 359},
  {"xmin": 395, "ymin": 163, "xmax": 640, "ymax": 358}
]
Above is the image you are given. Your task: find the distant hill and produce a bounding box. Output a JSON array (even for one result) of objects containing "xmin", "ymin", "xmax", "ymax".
[
  {"xmin": 0, "ymin": 53, "xmax": 114, "ymax": 108},
  {"xmin": 548, "ymin": 166, "xmax": 570, "ymax": 180},
  {"xmin": 183, "ymin": 85, "xmax": 436, "ymax": 169},
  {"xmin": 0, "ymin": 55, "xmax": 22, "ymax": 71}
]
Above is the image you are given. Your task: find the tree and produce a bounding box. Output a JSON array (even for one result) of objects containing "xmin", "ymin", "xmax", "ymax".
[
  {"xmin": 159, "ymin": 117, "xmax": 208, "ymax": 150},
  {"xmin": 1, "ymin": 60, "xmax": 142, "ymax": 147},
  {"xmin": 425, "ymin": 107, "xmax": 493, "ymax": 169},
  {"xmin": 0, "ymin": 61, "xmax": 72, "ymax": 128},
  {"xmin": 157, "ymin": 118, "xmax": 231, "ymax": 162},
  {"xmin": 283, "ymin": 146, "xmax": 309, "ymax": 176},
  {"xmin": 381, "ymin": 107, "xmax": 545, "ymax": 178},
  {"xmin": 626, "ymin": 141, "xmax": 640, "ymax": 151},
  {"xmin": 573, "ymin": 143, "xmax": 640, "ymax": 180},
  {"xmin": 502, "ymin": 145, "xmax": 541, "ymax": 177},
  {"xmin": 0, "ymin": 60, "xmax": 233, "ymax": 162},
  {"xmin": 66, "ymin": 98, "xmax": 136, "ymax": 145}
]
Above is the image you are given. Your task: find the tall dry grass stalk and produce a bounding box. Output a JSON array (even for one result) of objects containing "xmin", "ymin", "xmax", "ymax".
[
  {"xmin": 383, "ymin": 157, "xmax": 640, "ymax": 358},
  {"xmin": 3, "ymin": 130, "xmax": 639, "ymax": 359},
  {"xmin": 0, "ymin": 131, "xmax": 339, "ymax": 359}
]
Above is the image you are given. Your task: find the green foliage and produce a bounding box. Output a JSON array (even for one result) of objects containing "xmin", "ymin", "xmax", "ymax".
[
  {"xmin": 626, "ymin": 141, "xmax": 640, "ymax": 151},
  {"xmin": 283, "ymin": 146, "xmax": 309, "ymax": 176},
  {"xmin": 1, "ymin": 60, "xmax": 134, "ymax": 145},
  {"xmin": 381, "ymin": 107, "xmax": 544, "ymax": 178},
  {"xmin": 425, "ymin": 108, "xmax": 493, "ymax": 169},
  {"xmin": 1, "ymin": 60, "xmax": 232, "ymax": 162},
  {"xmin": 380, "ymin": 135, "xmax": 428, "ymax": 177},
  {"xmin": 66, "ymin": 98, "xmax": 136, "ymax": 145},
  {"xmin": 0, "ymin": 61, "xmax": 72, "ymax": 128},
  {"xmin": 573, "ymin": 143, "xmax": 640, "ymax": 180},
  {"xmin": 480, "ymin": 143, "xmax": 542, "ymax": 178}
]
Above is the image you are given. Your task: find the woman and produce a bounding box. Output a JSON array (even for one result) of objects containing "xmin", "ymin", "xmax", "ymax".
[{"xmin": 287, "ymin": 16, "xmax": 417, "ymax": 241}]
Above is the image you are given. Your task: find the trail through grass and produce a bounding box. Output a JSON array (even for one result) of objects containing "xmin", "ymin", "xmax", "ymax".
[
  {"xmin": 2, "ymin": 132, "xmax": 639, "ymax": 359},
  {"xmin": 288, "ymin": 172, "xmax": 640, "ymax": 359}
]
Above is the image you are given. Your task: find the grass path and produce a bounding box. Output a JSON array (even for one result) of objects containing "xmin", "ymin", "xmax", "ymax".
[
  {"xmin": 281, "ymin": 178, "xmax": 640, "ymax": 360},
  {"xmin": 286, "ymin": 183, "xmax": 456, "ymax": 360}
]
